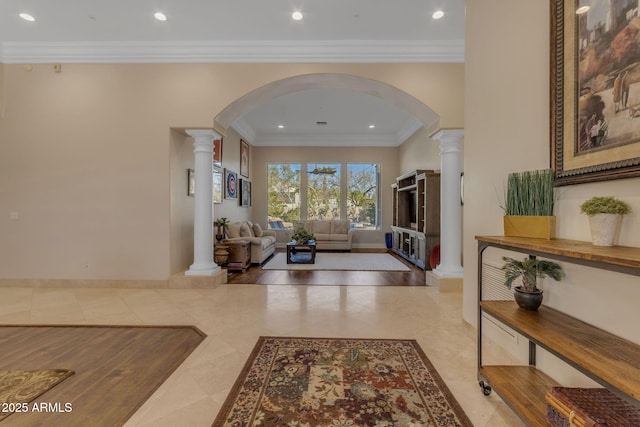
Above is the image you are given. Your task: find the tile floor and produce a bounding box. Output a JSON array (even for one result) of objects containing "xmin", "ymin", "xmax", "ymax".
[{"xmin": 0, "ymin": 284, "xmax": 524, "ymax": 426}]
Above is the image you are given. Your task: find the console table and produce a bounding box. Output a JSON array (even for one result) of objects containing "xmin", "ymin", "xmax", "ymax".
[{"xmin": 476, "ymin": 236, "xmax": 640, "ymax": 426}]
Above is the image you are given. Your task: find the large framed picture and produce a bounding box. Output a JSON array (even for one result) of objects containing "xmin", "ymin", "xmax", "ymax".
[
  {"xmin": 552, "ymin": 0, "xmax": 640, "ymax": 185},
  {"xmin": 240, "ymin": 139, "xmax": 250, "ymax": 178},
  {"xmin": 225, "ymin": 168, "xmax": 237, "ymax": 200},
  {"xmin": 213, "ymin": 167, "xmax": 223, "ymax": 204},
  {"xmin": 239, "ymin": 179, "xmax": 251, "ymax": 207}
]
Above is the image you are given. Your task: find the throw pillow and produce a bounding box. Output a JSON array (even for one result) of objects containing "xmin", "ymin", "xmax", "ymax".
[
  {"xmin": 239, "ymin": 223, "xmax": 251, "ymax": 237},
  {"xmin": 253, "ymin": 223, "xmax": 263, "ymax": 237}
]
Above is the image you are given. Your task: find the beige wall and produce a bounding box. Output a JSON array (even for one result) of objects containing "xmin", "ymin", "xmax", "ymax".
[
  {"xmin": 465, "ymin": 0, "xmax": 640, "ymax": 384},
  {"xmin": 398, "ymin": 127, "xmax": 441, "ymax": 172},
  {"xmin": 0, "ymin": 62, "xmax": 463, "ymax": 280}
]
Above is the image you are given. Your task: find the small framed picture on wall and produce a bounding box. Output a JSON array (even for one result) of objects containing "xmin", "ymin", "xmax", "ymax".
[
  {"xmin": 240, "ymin": 179, "xmax": 251, "ymax": 207},
  {"xmin": 213, "ymin": 167, "xmax": 223, "ymax": 204},
  {"xmin": 187, "ymin": 168, "xmax": 195, "ymax": 196},
  {"xmin": 213, "ymin": 138, "xmax": 223, "ymax": 167},
  {"xmin": 240, "ymin": 139, "xmax": 250, "ymax": 178},
  {"xmin": 225, "ymin": 169, "xmax": 237, "ymax": 200}
]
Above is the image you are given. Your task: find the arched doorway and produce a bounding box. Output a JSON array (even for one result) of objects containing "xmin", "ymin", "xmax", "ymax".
[{"xmin": 214, "ymin": 73, "xmax": 440, "ymax": 135}]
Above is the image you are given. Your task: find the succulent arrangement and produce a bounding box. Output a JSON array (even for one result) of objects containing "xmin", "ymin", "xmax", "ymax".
[{"xmin": 580, "ymin": 196, "xmax": 632, "ymax": 216}]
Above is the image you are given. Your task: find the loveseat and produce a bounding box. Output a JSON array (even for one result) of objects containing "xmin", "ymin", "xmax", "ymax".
[
  {"xmin": 292, "ymin": 220, "xmax": 353, "ymax": 251},
  {"xmin": 225, "ymin": 221, "xmax": 276, "ymax": 264}
]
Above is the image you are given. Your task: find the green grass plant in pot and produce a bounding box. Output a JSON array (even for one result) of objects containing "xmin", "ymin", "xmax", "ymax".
[
  {"xmin": 580, "ymin": 196, "xmax": 632, "ymax": 246},
  {"xmin": 503, "ymin": 168, "xmax": 556, "ymax": 239},
  {"xmin": 502, "ymin": 256, "xmax": 563, "ymax": 310}
]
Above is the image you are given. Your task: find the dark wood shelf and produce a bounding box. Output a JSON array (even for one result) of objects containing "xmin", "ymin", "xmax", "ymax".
[
  {"xmin": 476, "ymin": 235, "xmax": 640, "ymax": 275},
  {"xmin": 481, "ymin": 301, "xmax": 640, "ymax": 403},
  {"xmin": 480, "ymin": 366, "xmax": 559, "ymax": 426},
  {"xmin": 477, "ymin": 236, "xmax": 640, "ymax": 425}
]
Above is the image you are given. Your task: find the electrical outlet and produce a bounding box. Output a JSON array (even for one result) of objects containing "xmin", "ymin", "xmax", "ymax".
[{"xmin": 9, "ymin": 212, "xmax": 19, "ymax": 220}]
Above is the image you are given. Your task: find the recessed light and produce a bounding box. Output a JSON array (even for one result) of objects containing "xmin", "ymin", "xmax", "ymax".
[
  {"xmin": 19, "ymin": 13, "xmax": 35, "ymax": 22},
  {"xmin": 292, "ymin": 11, "xmax": 303, "ymax": 21},
  {"xmin": 369, "ymin": 124, "xmax": 376, "ymax": 129},
  {"xmin": 154, "ymin": 12, "xmax": 167, "ymax": 21},
  {"xmin": 576, "ymin": 6, "xmax": 590, "ymax": 15},
  {"xmin": 277, "ymin": 125, "xmax": 285, "ymax": 129},
  {"xmin": 432, "ymin": 10, "xmax": 444, "ymax": 20}
]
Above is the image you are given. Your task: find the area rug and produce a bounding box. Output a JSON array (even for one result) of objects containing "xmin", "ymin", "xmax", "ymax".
[
  {"xmin": 213, "ymin": 337, "xmax": 473, "ymax": 427},
  {"xmin": 0, "ymin": 369, "xmax": 74, "ymax": 421},
  {"xmin": 262, "ymin": 253, "xmax": 411, "ymax": 271}
]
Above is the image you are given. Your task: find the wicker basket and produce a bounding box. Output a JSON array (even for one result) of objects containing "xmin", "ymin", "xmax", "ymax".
[{"xmin": 545, "ymin": 387, "xmax": 640, "ymax": 427}]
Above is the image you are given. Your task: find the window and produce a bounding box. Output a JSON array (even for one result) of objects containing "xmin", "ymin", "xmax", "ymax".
[
  {"xmin": 307, "ymin": 163, "xmax": 340, "ymax": 220},
  {"xmin": 267, "ymin": 162, "xmax": 380, "ymax": 230},
  {"xmin": 347, "ymin": 163, "xmax": 379, "ymax": 230},
  {"xmin": 267, "ymin": 163, "xmax": 300, "ymax": 229}
]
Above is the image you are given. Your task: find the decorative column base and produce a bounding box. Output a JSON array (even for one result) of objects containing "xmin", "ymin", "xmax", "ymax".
[{"xmin": 185, "ymin": 263, "xmax": 221, "ymax": 276}]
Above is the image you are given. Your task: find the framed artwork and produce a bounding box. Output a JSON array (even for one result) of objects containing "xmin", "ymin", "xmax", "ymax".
[
  {"xmin": 240, "ymin": 139, "xmax": 250, "ymax": 178},
  {"xmin": 187, "ymin": 168, "xmax": 195, "ymax": 196},
  {"xmin": 212, "ymin": 167, "xmax": 223, "ymax": 204},
  {"xmin": 552, "ymin": 0, "xmax": 640, "ymax": 185},
  {"xmin": 225, "ymin": 168, "xmax": 237, "ymax": 200},
  {"xmin": 213, "ymin": 138, "xmax": 223, "ymax": 167},
  {"xmin": 240, "ymin": 179, "xmax": 251, "ymax": 207}
]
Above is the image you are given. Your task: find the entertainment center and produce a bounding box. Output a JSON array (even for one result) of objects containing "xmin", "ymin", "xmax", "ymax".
[{"xmin": 390, "ymin": 170, "xmax": 440, "ymax": 269}]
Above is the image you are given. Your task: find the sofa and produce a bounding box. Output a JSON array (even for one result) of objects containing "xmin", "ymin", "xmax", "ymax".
[
  {"xmin": 225, "ymin": 221, "xmax": 276, "ymax": 264},
  {"xmin": 292, "ymin": 220, "xmax": 353, "ymax": 251}
]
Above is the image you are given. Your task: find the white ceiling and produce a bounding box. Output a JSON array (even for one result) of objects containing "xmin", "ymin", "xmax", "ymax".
[{"xmin": 0, "ymin": 0, "xmax": 465, "ymax": 146}]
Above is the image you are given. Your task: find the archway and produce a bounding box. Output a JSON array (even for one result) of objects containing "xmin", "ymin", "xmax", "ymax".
[{"xmin": 214, "ymin": 73, "xmax": 440, "ymax": 135}]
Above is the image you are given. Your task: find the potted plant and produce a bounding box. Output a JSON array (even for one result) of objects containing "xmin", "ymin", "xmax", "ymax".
[
  {"xmin": 580, "ymin": 196, "xmax": 632, "ymax": 246},
  {"xmin": 214, "ymin": 217, "xmax": 230, "ymax": 243},
  {"xmin": 502, "ymin": 256, "xmax": 563, "ymax": 310},
  {"xmin": 291, "ymin": 225, "xmax": 316, "ymax": 244},
  {"xmin": 503, "ymin": 169, "xmax": 556, "ymax": 239}
]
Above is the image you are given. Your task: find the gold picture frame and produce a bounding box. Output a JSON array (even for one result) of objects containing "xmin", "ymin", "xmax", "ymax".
[{"xmin": 551, "ymin": 0, "xmax": 640, "ymax": 185}]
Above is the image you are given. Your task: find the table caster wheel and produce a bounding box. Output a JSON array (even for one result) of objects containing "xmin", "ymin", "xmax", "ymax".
[{"xmin": 479, "ymin": 381, "xmax": 492, "ymax": 396}]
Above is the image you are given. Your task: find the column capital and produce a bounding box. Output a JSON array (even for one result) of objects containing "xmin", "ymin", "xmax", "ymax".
[
  {"xmin": 431, "ymin": 128, "xmax": 464, "ymax": 142},
  {"xmin": 185, "ymin": 129, "xmax": 222, "ymax": 141}
]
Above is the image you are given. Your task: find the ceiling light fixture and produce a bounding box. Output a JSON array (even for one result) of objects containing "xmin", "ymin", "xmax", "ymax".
[
  {"xmin": 292, "ymin": 11, "xmax": 303, "ymax": 21},
  {"xmin": 19, "ymin": 13, "xmax": 35, "ymax": 22},
  {"xmin": 576, "ymin": 6, "xmax": 590, "ymax": 15},
  {"xmin": 369, "ymin": 124, "xmax": 376, "ymax": 129},
  {"xmin": 277, "ymin": 125, "xmax": 285, "ymax": 129},
  {"xmin": 432, "ymin": 10, "xmax": 444, "ymax": 19},
  {"xmin": 154, "ymin": 12, "xmax": 167, "ymax": 21}
]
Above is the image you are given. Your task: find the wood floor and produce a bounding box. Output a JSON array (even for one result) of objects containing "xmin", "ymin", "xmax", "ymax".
[
  {"xmin": 0, "ymin": 325, "xmax": 205, "ymax": 427},
  {"xmin": 227, "ymin": 251, "xmax": 427, "ymax": 286}
]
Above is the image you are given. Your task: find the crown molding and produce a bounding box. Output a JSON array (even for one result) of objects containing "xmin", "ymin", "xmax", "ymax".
[
  {"xmin": 232, "ymin": 117, "xmax": 424, "ymax": 147},
  {"xmin": 230, "ymin": 118, "xmax": 257, "ymax": 144},
  {"xmin": 0, "ymin": 40, "xmax": 464, "ymax": 64}
]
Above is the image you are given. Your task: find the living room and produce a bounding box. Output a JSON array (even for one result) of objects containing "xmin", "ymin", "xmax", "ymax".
[{"xmin": 1, "ymin": 1, "xmax": 639, "ymax": 426}]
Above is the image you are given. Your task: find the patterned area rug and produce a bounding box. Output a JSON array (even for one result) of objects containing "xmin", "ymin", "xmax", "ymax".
[
  {"xmin": 0, "ymin": 369, "xmax": 74, "ymax": 421},
  {"xmin": 262, "ymin": 253, "xmax": 411, "ymax": 271},
  {"xmin": 213, "ymin": 337, "xmax": 472, "ymax": 427}
]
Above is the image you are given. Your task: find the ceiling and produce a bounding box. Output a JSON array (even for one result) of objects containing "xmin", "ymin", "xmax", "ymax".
[{"xmin": 0, "ymin": 0, "xmax": 466, "ymax": 146}]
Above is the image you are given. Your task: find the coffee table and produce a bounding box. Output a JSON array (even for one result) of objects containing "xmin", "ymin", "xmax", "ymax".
[{"xmin": 286, "ymin": 240, "xmax": 317, "ymax": 264}]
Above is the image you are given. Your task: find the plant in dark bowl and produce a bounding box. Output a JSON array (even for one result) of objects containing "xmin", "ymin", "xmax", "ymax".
[
  {"xmin": 291, "ymin": 225, "xmax": 316, "ymax": 244},
  {"xmin": 501, "ymin": 256, "xmax": 563, "ymax": 310}
]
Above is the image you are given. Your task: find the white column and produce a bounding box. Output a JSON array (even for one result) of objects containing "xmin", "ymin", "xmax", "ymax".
[
  {"xmin": 185, "ymin": 129, "xmax": 221, "ymax": 276},
  {"xmin": 432, "ymin": 129, "xmax": 464, "ymax": 278}
]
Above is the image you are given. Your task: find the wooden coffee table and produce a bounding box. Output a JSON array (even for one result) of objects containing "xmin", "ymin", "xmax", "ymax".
[{"xmin": 286, "ymin": 241, "xmax": 317, "ymax": 264}]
